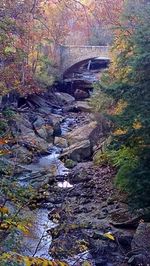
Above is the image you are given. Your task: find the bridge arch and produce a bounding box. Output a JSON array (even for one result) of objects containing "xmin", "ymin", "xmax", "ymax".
[
  {"xmin": 63, "ymin": 57, "xmax": 110, "ymax": 78},
  {"xmin": 60, "ymin": 45, "xmax": 110, "ymax": 75}
]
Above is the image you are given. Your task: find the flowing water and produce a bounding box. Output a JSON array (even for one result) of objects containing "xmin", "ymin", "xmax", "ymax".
[
  {"xmin": 19, "ymin": 117, "xmax": 74, "ymax": 258},
  {"xmin": 21, "ymin": 208, "xmax": 55, "ymax": 259}
]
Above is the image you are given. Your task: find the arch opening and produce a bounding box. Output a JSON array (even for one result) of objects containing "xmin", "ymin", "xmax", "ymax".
[
  {"xmin": 63, "ymin": 57, "xmax": 110, "ymax": 79},
  {"xmin": 57, "ymin": 57, "xmax": 110, "ymax": 100}
]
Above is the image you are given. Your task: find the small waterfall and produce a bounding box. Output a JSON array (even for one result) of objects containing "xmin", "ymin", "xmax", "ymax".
[{"xmin": 87, "ymin": 60, "xmax": 92, "ymax": 71}]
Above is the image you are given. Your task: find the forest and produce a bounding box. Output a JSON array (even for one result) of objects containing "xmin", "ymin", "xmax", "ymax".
[{"xmin": 0, "ymin": 0, "xmax": 150, "ymax": 265}]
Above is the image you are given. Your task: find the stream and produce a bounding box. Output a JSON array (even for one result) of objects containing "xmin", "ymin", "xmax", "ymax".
[
  {"xmin": 1, "ymin": 58, "xmax": 146, "ymax": 265},
  {"xmin": 19, "ymin": 117, "xmax": 74, "ymax": 259},
  {"xmin": 8, "ymin": 64, "xmax": 115, "ymax": 264},
  {"xmin": 16, "ymin": 65, "xmax": 106, "ymax": 261}
]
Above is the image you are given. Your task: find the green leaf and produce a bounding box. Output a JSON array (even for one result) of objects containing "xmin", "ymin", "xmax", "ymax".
[{"xmin": 4, "ymin": 46, "xmax": 16, "ymax": 54}]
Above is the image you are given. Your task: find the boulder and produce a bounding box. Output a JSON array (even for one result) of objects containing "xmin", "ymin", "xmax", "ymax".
[
  {"xmin": 26, "ymin": 172, "xmax": 53, "ymax": 188},
  {"xmin": 59, "ymin": 140, "xmax": 92, "ymax": 162},
  {"xmin": 53, "ymin": 122, "xmax": 61, "ymax": 137},
  {"xmin": 36, "ymin": 126, "xmax": 48, "ymax": 140},
  {"xmin": 18, "ymin": 132, "xmax": 49, "ymax": 154},
  {"xmin": 28, "ymin": 94, "xmax": 51, "ymax": 108},
  {"xmin": 48, "ymin": 113, "xmax": 63, "ymax": 137},
  {"xmin": 64, "ymin": 159, "xmax": 77, "ymax": 169},
  {"xmin": 131, "ymin": 222, "xmax": 150, "ymax": 252},
  {"xmin": 17, "ymin": 115, "xmax": 33, "ymax": 129},
  {"xmin": 128, "ymin": 254, "xmax": 148, "ymax": 265},
  {"xmin": 16, "ymin": 124, "xmax": 33, "ymax": 135},
  {"xmin": 11, "ymin": 145, "xmax": 33, "ymax": 164},
  {"xmin": 49, "ymin": 114, "xmax": 63, "ymax": 126},
  {"xmin": 33, "ymin": 116, "xmax": 45, "ymax": 130},
  {"xmin": 54, "ymin": 137, "xmax": 68, "ymax": 148},
  {"xmin": 66, "ymin": 121, "xmax": 97, "ymax": 145},
  {"xmin": 9, "ymin": 114, "xmax": 33, "ymax": 136},
  {"xmin": 62, "ymin": 105, "xmax": 79, "ymax": 113},
  {"xmin": 75, "ymin": 101, "xmax": 93, "ymax": 112},
  {"xmin": 74, "ymin": 89, "xmax": 89, "ymax": 100},
  {"xmin": 38, "ymin": 106, "xmax": 52, "ymax": 115},
  {"xmin": 45, "ymin": 125, "xmax": 54, "ymax": 142},
  {"xmin": 0, "ymin": 158, "xmax": 32, "ymax": 175},
  {"xmin": 55, "ymin": 92, "xmax": 75, "ymax": 105},
  {"xmin": 33, "ymin": 116, "xmax": 54, "ymax": 141}
]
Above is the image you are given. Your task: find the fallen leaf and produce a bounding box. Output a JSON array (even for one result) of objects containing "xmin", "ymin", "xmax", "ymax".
[{"xmin": 103, "ymin": 232, "xmax": 115, "ymax": 241}]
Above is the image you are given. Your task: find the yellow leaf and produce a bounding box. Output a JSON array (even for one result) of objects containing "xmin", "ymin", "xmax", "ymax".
[
  {"xmin": 82, "ymin": 261, "xmax": 92, "ymax": 266},
  {"xmin": 103, "ymin": 232, "xmax": 115, "ymax": 241},
  {"xmin": 79, "ymin": 244, "xmax": 88, "ymax": 252},
  {"xmin": 0, "ymin": 223, "xmax": 10, "ymax": 230},
  {"xmin": 113, "ymin": 129, "xmax": 127, "ymax": 136},
  {"xmin": 0, "ymin": 207, "xmax": 9, "ymax": 214},
  {"xmin": 56, "ymin": 262, "xmax": 68, "ymax": 266},
  {"xmin": 52, "ymin": 218, "xmax": 59, "ymax": 224},
  {"xmin": 133, "ymin": 121, "xmax": 142, "ymax": 129},
  {"xmin": 24, "ymin": 256, "xmax": 33, "ymax": 266},
  {"xmin": 17, "ymin": 224, "xmax": 29, "ymax": 235}
]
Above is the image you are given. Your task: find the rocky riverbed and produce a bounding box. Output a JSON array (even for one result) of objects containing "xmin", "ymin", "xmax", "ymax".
[{"xmin": 1, "ymin": 90, "xmax": 150, "ymax": 266}]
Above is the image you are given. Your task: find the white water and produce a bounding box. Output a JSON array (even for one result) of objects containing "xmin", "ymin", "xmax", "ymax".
[{"xmin": 19, "ymin": 117, "xmax": 74, "ymax": 258}]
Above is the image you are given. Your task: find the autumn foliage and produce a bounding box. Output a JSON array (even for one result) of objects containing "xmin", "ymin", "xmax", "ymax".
[{"xmin": 0, "ymin": 0, "xmax": 125, "ymax": 97}]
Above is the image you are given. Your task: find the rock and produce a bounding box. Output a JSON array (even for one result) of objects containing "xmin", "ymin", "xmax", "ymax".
[
  {"xmin": 54, "ymin": 137, "xmax": 68, "ymax": 148},
  {"xmin": 70, "ymin": 162, "xmax": 93, "ymax": 183},
  {"xmin": 10, "ymin": 115, "xmax": 33, "ymax": 136},
  {"xmin": 30, "ymin": 172, "xmax": 53, "ymax": 188},
  {"xmin": 62, "ymin": 105, "xmax": 79, "ymax": 113},
  {"xmin": 19, "ymin": 132, "xmax": 49, "ymax": 154},
  {"xmin": 53, "ymin": 122, "xmax": 61, "ymax": 137},
  {"xmin": 0, "ymin": 158, "xmax": 32, "ymax": 175},
  {"xmin": 131, "ymin": 222, "xmax": 150, "ymax": 252},
  {"xmin": 124, "ymin": 222, "xmax": 150, "ymax": 265},
  {"xmin": 33, "ymin": 116, "xmax": 45, "ymax": 130},
  {"xmin": 128, "ymin": 254, "xmax": 148, "ymax": 265},
  {"xmin": 89, "ymin": 238, "xmax": 118, "ymax": 266},
  {"xmin": 49, "ymin": 113, "xmax": 63, "ymax": 126},
  {"xmin": 64, "ymin": 159, "xmax": 77, "ymax": 169},
  {"xmin": 66, "ymin": 121, "xmax": 97, "ymax": 146},
  {"xmin": 46, "ymin": 114, "xmax": 63, "ymax": 140},
  {"xmin": 117, "ymin": 234, "xmax": 133, "ymax": 251},
  {"xmin": 17, "ymin": 114, "xmax": 33, "ymax": 129},
  {"xmin": 45, "ymin": 125, "xmax": 54, "ymax": 142},
  {"xmin": 38, "ymin": 106, "xmax": 52, "ymax": 115},
  {"xmin": 11, "ymin": 145, "xmax": 33, "ymax": 164},
  {"xmin": 28, "ymin": 94, "xmax": 51, "ymax": 108},
  {"xmin": 75, "ymin": 101, "xmax": 93, "ymax": 112},
  {"xmin": 55, "ymin": 92, "xmax": 75, "ymax": 105},
  {"xmin": 36, "ymin": 126, "xmax": 48, "ymax": 140},
  {"xmin": 8, "ymin": 113, "xmax": 50, "ymax": 154},
  {"xmin": 33, "ymin": 116, "xmax": 54, "ymax": 141},
  {"xmin": 94, "ymin": 258, "xmax": 108, "ymax": 266},
  {"xmin": 74, "ymin": 89, "xmax": 89, "ymax": 100},
  {"xmin": 59, "ymin": 140, "xmax": 92, "ymax": 162},
  {"xmin": 109, "ymin": 203, "xmax": 139, "ymax": 229}
]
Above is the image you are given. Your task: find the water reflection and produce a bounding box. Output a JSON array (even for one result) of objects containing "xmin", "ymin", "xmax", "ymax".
[{"xmin": 21, "ymin": 208, "xmax": 57, "ymax": 259}]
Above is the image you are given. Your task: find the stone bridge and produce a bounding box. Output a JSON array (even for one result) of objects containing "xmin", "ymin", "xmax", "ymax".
[{"xmin": 59, "ymin": 45, "xmax": 110, "ymax": 75}]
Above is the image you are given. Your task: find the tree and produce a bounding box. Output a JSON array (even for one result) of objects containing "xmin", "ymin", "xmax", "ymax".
[{"xmin": 96, "ymin": 0, "xmax": 150, "ymax": 209}]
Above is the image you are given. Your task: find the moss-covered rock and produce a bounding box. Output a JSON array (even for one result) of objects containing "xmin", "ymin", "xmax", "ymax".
[{"xmin": 64, "ymin": 159, "xmax": 77, "ymax": 169}]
